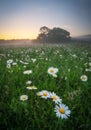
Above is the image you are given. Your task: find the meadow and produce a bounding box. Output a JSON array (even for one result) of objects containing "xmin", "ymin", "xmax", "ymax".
[{"xmin": 0, "ymin": 43, "xmax": 91, "ymax": 130}]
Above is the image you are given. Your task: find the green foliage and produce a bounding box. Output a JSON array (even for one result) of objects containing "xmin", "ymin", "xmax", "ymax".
[{"xmin": 0, "ymin": 43, "xmax": 91, "ymax": 130}]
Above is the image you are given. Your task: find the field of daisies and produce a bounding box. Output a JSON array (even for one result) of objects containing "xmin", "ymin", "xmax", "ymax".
[{"xmin": 0, "ymin": 43, "xmax": 91, "ymax": 130}]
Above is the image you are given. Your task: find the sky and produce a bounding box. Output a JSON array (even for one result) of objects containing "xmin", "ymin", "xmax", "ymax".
[{"xmin": 0, "ymin": 0, "xmax": 91, "ymax": 40}]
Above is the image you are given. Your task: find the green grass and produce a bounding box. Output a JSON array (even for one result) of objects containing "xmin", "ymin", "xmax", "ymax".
[{"xmin": 0, "ymin": 43, "xmax": 91, "ymax": 130}]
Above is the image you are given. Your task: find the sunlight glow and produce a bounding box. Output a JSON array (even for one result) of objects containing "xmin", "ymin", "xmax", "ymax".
[
  {"xmin": 0, "ymin": 0, "xmax": 90, "ymax": 40},
  {"xmin": 0, "ymin": 32, "xmax": 38, "ymax": 40}
]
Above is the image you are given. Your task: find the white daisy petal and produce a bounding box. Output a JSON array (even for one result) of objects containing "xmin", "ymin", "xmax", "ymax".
[
  {"xmin": 26, "ymin": 86, "xmax": 37, "ymax": 90},
  {"xmin": 23, "ymin": 70, "xmax": 32, "ymax": 74},
  {"xmin": 26, "ymin": 80, "xmax": 32, "ymax": 85}
]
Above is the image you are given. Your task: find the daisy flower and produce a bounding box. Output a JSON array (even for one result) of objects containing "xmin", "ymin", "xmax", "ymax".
[
  {"xmin": 7, "ymin": 59, "xmax": 13, "ymax": 64},
  {"xmin": 26, "ymin": 86, "xmax": 37, "ymax": 90},
  {"xmin": 23, "ymin": 70, "xmax": 32, "ymax": 74},
  {"xmin": 20, "ymin": 95, "xmax": 28, "ymax": 101},
  {"xmin": 50, "ymin": 92, "xmax": 62, "ymax": 104},
  {"xmin": 12, "ymin": 62, "xmax": 17, "ymax": 65},
  {"xmin": 80, "ymin": 75, "xmax": 88, "ymax": 81},
  {"xmin": 36, "ymin": 91, "xmax": 42, "ymax": 96},
  {"xmin": 89, "ymin": 62, "xmax": 91, "ymax": 66},
  {"xmin": 26, "ymin": 80, "xmax": 32, "ymax": 85},
  {"xmin": 20, "ymin": 60, "xmax": 29, "ymax": 65},
  {"xmin": 85, "ymin": 68, "xmax": 90, "ymax": 72},
  {"xmin": 7, "ymin": 63, "xmax": 11, "ymax": 68},
  {"xmin": 37, "ymin": 90, "xmax": 50, "ymax": 99},
  {"xmin": 52, "ymin": 74, "xmax": 57, "ymax": 78},
  {"xmin": 23, "ymin": 65, "xmax": 26, "ymax": 68},
  {"xmin": 48, "ymin": 67, "xmax": 58, "ymax": 75},
  {"xmin": 72, "ymin": 54, "xmax": 77, "ymax": 58},
  {"xmin": 54, "ymin": 103, "xmax": 71, "ymax": 119},
  {"xmin": 31, "ymin": 58, "xmax": 36, "ymax": 63}
]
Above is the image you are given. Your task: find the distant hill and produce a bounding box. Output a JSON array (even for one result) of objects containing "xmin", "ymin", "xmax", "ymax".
[{"xmin": 72, "ymin": 34, "xmax": 91, "ymax": 42}]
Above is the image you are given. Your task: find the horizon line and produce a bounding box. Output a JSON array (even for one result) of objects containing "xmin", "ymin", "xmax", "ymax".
[
  {"xmin": 0, "ymin": 33, "xmax": 91, "ymax": 41},
  {"xmin": 0, "ymin": 38, "xmax": 33, "ymax": 41}
]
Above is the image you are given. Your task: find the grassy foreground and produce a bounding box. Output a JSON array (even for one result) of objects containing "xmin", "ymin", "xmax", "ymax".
[{"xmin": 0, "ymin": 43, "xmax": 91, "ymax": 130}]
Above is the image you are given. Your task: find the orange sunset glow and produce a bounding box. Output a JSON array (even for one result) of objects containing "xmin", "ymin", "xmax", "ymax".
[{"xmin": 0, "ymin": 31, "xmax": 38, "ymax": 40}]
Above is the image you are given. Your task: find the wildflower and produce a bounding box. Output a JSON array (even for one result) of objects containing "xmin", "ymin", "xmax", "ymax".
[
  {"xmin": 54, "ymin": 103, "xmax": 71, "ymax": 119},
  {"xmin": 36, "ymin": 92, "xmax": 42, "ymax": 96},
  {"xmin": 46, "ymin": 58, "xmax": 48, "ymax": 61},
  {"xmin": 26, "ymin": 80, "xmax": 32, "ymax": 85},
  {"xmin": 50, "ymin": 92, "xmax": 62, "ymax": 104},
  {"xmin": 20, "ymin": 95, "xmax": 28, "ymax": 101},
  {"xmin": 72, "ymin": 54, "xmax": 77, "ymax": 58},
  {"xmin": 85, "ymin": 69, "xmax": 91, "ymax": 71},
  {"xmin": 7, "ymin": 59, "xmax": 13, "ymax": 64},
  {"xmin": 37, "ymin": 90, "xmax": 50, "ymax": 99},
  {"xmin": 59, "ymin": 55, "xmax": 62, "ymax": 57},
  {"xmin": 23, "ymin": 65, "xmax": 26, "ymax": 68},
  {"xmin": 20, "ymin": 60, "xmax": 29, "ymax": 65},
  {"xmin": 48, "ymin": 67, "xmax": 58, "ymax": 75},
  {"xmin": 52, "ymin": 74, "xmax": 57, "ymax": 78},
  {"xmin": 12, "ymin": 62, "xmax": 17, "ymax": 65},
  {"xmin": 89, "ymin": 62, "xmax": 91, "ymax": 66},
  {"xmin": 31, "ymin": 58, "xmax": 36, "ymax": 63},
  {"xmin": 80, "ymin": 75, "xmax": 88, "ymax": 81},
  {"xmin": 68, "ymin": 69, "xmax": 70, "ymax": 72},
  {"xmin": 26, "ymin": 86, "xmax": 37, "ymax": 90},
  {"xmin": 7, "ymin": 64, "xmax": 11, "ymax": 68},
  {"xmin": 23, "ymin": 70, "xmax": 32, "ymax": 74},
  {"xmin": 65, "ymin": 77, "xmax": 67, "ymax": 80}
]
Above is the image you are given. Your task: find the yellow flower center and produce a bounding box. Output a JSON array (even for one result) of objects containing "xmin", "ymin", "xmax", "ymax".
[
  {"xmin": 22, "ymin": 96, "xmax": 26, "ymax": 100},
  {"xmin": 82, "ymin": 76, "xmax": 86, "ymax": 80},
  {"xmin": 50, "ymin": 69, "xmax": 54, "ymax": 73},
  {"xmin": 59, "ymin": 108, "xmax": 65, "ymax": 114},
  {"xmin": 53, "ymin": 96, "xmax": 57, "ymax": 100},
  {"xmin": 43, "ymin": 92, "xmax": 47, "ymax": 96},
  {"xmin": 31, "ymin": 86, "xmax": 34, "ymax": 89}
]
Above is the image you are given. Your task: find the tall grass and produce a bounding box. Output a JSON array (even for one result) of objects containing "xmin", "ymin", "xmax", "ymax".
[{"xmin": 0, "ymin": 43, "xmax": 91, "ymax": 130}]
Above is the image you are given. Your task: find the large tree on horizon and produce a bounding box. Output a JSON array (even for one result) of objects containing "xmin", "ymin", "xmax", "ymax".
[{"xmin": 37, "ymin": 26, "xmax": 71, "ymax": 43}]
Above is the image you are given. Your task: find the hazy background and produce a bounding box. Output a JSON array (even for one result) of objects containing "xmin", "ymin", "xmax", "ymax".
[{"xmin": 0, "ymin": 0, "xmax": 91, "ymax": 40}]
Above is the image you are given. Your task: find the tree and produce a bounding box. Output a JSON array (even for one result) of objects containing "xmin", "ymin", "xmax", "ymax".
[
  {"xmin": 37, "ymin": 26, "xmax": 50, "ymax": 43},
  {"xmin": 37, "ymin": 26, "xmax": 71, "ymax": 43},
  {"xmin": 39, "ymin": 26, "xmax": 50, "ymax": 35},
  {"xmin": 48, "ymin": 27, "xmax": 71, "ymax": 42}
]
